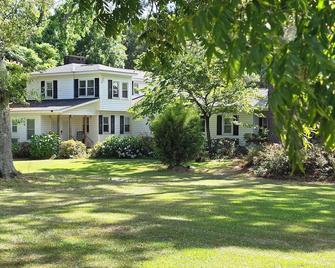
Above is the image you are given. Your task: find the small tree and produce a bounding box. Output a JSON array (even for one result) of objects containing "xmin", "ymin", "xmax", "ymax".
[{"xmin": 151, "ymin": 103, "xmax": 204, "ymax": 168}]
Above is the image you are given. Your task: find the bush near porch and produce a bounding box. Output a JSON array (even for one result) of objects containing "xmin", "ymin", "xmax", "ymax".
[{"xmin": 90, "ymin": 136, "xmax": 154, "ymax": 159}]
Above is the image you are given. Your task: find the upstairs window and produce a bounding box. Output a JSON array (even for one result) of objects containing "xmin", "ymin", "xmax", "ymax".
[
  {"xmin": 224, "ymin": 118, "xmax": 232, "ymax": 133},
  {"xmin": 113, "ymin": 81, "xmax": 119, "ymax": 98},
  {"xmin": 79, "ymin": 80, "xmax": 95, "ymax": 96},
  {"xmin": 46, "ymin": 81, "xmax": 53, "ymax": 98},
  {"xmin": 41, "ymin": 81, "xmax": 53, "ymax": 99},
  {"xmin": 122, "ymin": 82, "xmax": 128, "ymax": 98},
  {"xmin": 132, "ymin": 82, "xmax": 139, "ymax": 95}
]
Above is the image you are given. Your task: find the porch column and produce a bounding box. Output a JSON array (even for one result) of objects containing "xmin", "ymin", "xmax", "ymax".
[
  {"xmin": 56, "ymin": 115, "xmax": 60, "ymax": 136},
  {"xmin": 83, "ymin": 115, "xmax": 87, "ymax": 145},
  {"xmin": 68, "ymin": 115, "xmax": 71, "ymax": 139}
]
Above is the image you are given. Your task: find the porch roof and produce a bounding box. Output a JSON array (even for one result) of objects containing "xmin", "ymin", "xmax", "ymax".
[{"xmin": 10, "ymin": 98, "xmax": 99, "ymax": 113}]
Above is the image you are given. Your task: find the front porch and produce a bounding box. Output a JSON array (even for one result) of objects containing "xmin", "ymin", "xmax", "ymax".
[{"xmin": 43, "ymin": 115, "xmax": 98, "ymax": 147}]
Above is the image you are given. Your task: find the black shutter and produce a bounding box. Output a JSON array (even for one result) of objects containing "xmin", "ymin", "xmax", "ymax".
[
  {"xmin": 120, "ymin": 116, "xmax": 124, "ymax": 134},
  {"xmin": 110, "ymin": 115, "xmax": 115, "ymax": 134},
  {"xmin": 233, "ymin": 115, "xmax": 239, "ymax": 136},
  {"xmin": 98, "ymin": 115, "xmax": 103, "ymax": 134},
  {"xmin": 41, "ymin": 81, "xmax": 45, "ymax": 98},
  {"xmin": 53, "ymin": 80, "xmax": 58, "ymax": 99},
  {"xmin": 217, "ymin": 115, "xmax": 222, "ymax": 135},
  {"xmin": 95, "ymin": 78, "xmax": 99, "ymax": 98},
  {"xmin": 131, "ymin": 81, "xmax": 134, "ymax": 95},
  {"xmin": 74, "ymin": 79, "xmax": 79, "ymax": 98},
  {"xmin": 108, "ymin": 80, "xmax": 113, "ymax": 99}
]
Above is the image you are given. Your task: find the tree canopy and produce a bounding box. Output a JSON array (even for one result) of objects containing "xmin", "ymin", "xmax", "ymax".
[{"xmin": 80, "ymin": 0, "xmax": 335, "ymax": 170}]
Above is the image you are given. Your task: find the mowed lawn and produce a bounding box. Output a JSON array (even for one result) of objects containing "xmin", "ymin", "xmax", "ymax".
[{"xmin": 0, "ymin": 159, "xmax": 335, "ymax": 267}]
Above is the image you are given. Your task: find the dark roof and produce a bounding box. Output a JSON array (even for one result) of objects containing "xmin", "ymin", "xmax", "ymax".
[{"xmin": 11, "ymin": 98, "xmax": 98, "ymax": 108}]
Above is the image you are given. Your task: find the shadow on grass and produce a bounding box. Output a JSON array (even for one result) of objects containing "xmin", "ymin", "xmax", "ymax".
[{"xmin": 0, "ymin": 159, "xmax": 335, "ymax": 266}]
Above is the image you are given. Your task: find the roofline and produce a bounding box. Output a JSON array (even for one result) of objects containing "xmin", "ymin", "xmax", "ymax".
[
  {"xmin": 60, "ymin": 98, "xmax": 99, "ymax": 112},
  {"xmin": 31, "ymin": 69, "xmax": 142, "ymax": 77}
]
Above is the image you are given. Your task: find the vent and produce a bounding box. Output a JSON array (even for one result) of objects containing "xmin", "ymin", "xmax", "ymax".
[{"xmin": 64, "ymin": 55, "xmax": 86, "ymax": 65}]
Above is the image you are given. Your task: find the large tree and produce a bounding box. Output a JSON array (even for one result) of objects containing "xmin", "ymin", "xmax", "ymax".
[
  {"xmin": 0, "ymin": 0, "xmax": 53, "ymax": 178},
  {"xmin": 131, "ymin": 44, "xmax": 259, "ymax": 154},
  {"xmin": 80, "ymin": 0, "xmax": 335, "ymax": 171}
]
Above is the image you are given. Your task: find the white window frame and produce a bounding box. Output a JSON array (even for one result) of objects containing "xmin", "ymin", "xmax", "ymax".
[
  {"xmin": 27, "ymin": 119, "xmax": 35, "ymax": 140},
  {"xmin": 12, "ymin": 120, "xmax": 18, "ymax": 133},
  {"xmin": 133, "ymin": 82, "xmax": 139, "ymax": 95},
  {"xmin": 79, "ymin": 79, "xmax": 95, "ymax": 97},
  {"xmin": 103, "ymin": 116, "xmax": 109, "ymax": 132},
  {"xmin": 224, "ymin": 118, "xmax": 232, "ymax": 134},
  {"xmin": 113, "ymin": 81, "xmax": 119, "ymax": 98},
  {"xmin": 122, "ymin": 82, "xmax": 128, "ymax": 98},
  {"xmin": 124, "ymin": 117, "xmax": 130, "ymax": 133},
  {"xmin": 41, "ymin": 81, "xmax": 53, "ymax": 99}
]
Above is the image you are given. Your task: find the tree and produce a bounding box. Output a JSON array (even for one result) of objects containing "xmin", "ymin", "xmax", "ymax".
[
  {"xmin": 80, "ymin": 0, "xmax": 335, "ymax": 171},
  {"xmin": 131, "ymin": 44, "xmax": 259, "ymax": 155},
  {"xmin": 151, "ymin": 102, "xmax": 204, "ymax": 168},
  {"xmin": 0, "ymin": 0, "xmax": 53, "ymax": 178}
]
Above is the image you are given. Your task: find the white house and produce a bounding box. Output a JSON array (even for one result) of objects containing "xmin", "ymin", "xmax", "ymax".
[{"xmin": 10, "ymin": 57, "xmax": 268, "ymax": 146}]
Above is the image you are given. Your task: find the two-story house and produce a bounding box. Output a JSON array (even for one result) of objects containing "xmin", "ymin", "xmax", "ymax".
[{"xmin": 10, "ymin": 56, "xmax": 268, "ymax": 146}]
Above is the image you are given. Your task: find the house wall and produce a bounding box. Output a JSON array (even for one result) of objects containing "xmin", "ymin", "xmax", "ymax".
[
  {"xmin": 10, "ymin": 114, "xmax": 42, "ymax": 143},
  {"xmin": 209, "ymin": 113, "xmax": 255, "ymax": 145}
]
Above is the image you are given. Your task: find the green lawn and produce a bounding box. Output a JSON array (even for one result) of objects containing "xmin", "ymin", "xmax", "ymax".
[{"xmin": 0, "ymin": 159, "xmax": 335, "ymax": 267}]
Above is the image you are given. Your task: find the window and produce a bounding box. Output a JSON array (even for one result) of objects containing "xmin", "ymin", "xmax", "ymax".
[
  {"xmin": 79, "ymin": 79, "xmax": 95, "ymax": 96},
  {"xmin": 125, "ymin": 117, "xmax": 130, "ymax": 133},
  {"xmin": 11, "ymin": 138, "xmax": 18, "ymax": 144},
  {"xmin": 113, "ymin": 81, "xmax": 119, "ymax": 98},
  {"xmin": 27, "ymin": 119, "xmax": 35, "ymax": 140},
  {"xmin": 87, "ymin": 80, "xmax": 94, "ymax": 96},
  {"xmin": 79, "ymin": 80, "xmax": 86, "ymax": 96},
  {"xmin": 12, "ymin": 120, "xmax": 17, "ymax": 133},
  {"xmin": 132, "ymin": 82, "xmax": 139, "ymax": 95},
  {"xmin": 224, "ymin": 118, "xmax": 232, "ymax": 133},
  {"xmin": 46, "ymin": 81, "xmax": 53, "ymax": 98},
  {"xmin": 108, "ymin": 80, "xmax": 113, "ymax": 99},
  {"xmin": 103, "ymin": 117, "xmax": 109, "ymax": 132},
  {"xmin": 122, "ymin": 82, "xmax": 128, "ymax": 98}
]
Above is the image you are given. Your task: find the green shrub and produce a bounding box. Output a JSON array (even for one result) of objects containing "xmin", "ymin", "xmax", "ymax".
[
  {"xmin": 151, "ymin": 103, "xmax": 204, "ymax": 167},
  {"xmin": 29, "ymin": 132, "xmax": 60, "ymax": 159},
  {"xmin": 244, "ymin": 130, "xmax": 269, "ymax": 146},
  {"xmin": 12, "ymin": 142, "xmax": 31, "ymax": 158},
  {"xmin": 90, "ymin": 136, "xmax": 154, "ymax": 159},
  {"xmin": 58, "ymin": 139, "xmax": 86, "ymax": 159},
  {"xmin": 251, "ymin": 143, "xmax": 290, "ymax": 177}
]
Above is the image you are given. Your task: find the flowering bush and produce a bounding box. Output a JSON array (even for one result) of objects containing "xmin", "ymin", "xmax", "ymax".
[
  {"xmin": 29, "ymin": 132, "xmax": 61, "ymax": 159},
  {"xmin": 58, "ymin": 139, "xmax": 86, "ymax": 159},
  {"xmin": 90, "ymin": 136, "xmax": 154, "ymax": 159}
]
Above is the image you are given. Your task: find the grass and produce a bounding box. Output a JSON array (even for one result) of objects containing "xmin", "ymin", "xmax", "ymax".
[{"xmin": 0, "ymin": 158, "xmax": 335, "ymax": 267}]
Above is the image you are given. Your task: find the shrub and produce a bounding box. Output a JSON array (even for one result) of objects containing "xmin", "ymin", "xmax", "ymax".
[
  {"xmin": 151, "ymin": 103, "xmax": 204, "ymax": 167},
  {"xmin": 12, "ymin": 142, "xmax": 31, "ymax": 158},
  {"xmin": 29, "ymin": 132, "xmax": 61, "ymax": 159},
  {"xmin": 244, "ymin": 130, "xmax": 269, "ymax": 146},
  {"xmin": 90, "ymin": 136, "xmax": 154, "ymax": 159},
  {"xmin": 58, "ymin": 139, "xmax": 86, "ymax": 159},
  {"xmin": 210, "ymin": 138, "xmax": 238, "ymax": 159},
  {"xmin": 251, "ymin": 143, "xmax": 290, "ymax": 177}
]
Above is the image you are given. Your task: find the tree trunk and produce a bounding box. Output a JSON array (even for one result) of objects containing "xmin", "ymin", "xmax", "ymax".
[
  {"xmin": 0, "ymin": 100, "xmax": 19, "ymax": 179},
  {"xmin": 204, "ymin": 115, "xmax": 212, "ymax": 157}
]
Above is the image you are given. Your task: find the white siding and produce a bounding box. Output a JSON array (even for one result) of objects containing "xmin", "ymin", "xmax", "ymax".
[
  {"xmin": 131, "ymin": 117, "xmax": 151, "ymax": 136},
  {"xmin": 99, "ymin": 73, "xmax": 133, "ymax": 111},
  {"xmin": 10, "ymin": 114, "xmax": 42, "ymax": 142},
  {"xmin": 209, "ymin": 113, "xmax": 255, "ymax": 145}
]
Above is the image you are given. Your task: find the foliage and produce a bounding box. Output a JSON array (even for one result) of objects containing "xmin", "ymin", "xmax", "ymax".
[
  {"xmin": 90, "ymin": 136, "xmax": 154, "ymax": 159},
  {"xmin": 151, "ymin": 103, "xmax": 204, "ymax": 167},
  {"xmin": 244, "ymin": 130, "xmax": 269, "ymax": 146},
  {"xmin": 29, "ymin": 132, "xmax": 61, "ymax": 159},
  {"xmin": 209, "ymin": 138, "xmax": 248, "ymax": 159},
  {"xmin": 58, "ymin": 139, "xmax": 86, "ymax": 159},
  {"xmin": 82, "ymin": 0, "xmax": 335, "ymax": 171},
  {"xmin": 131, "ymin": 43, "xmax": 260, "ymax": 153},
  {"xmin": 249, "ymin": 143, "xmax": 335, "ymax": 180},
  {"xmin": 12, "ymin": 142, "xmax": 31, "ymax": 158}
]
